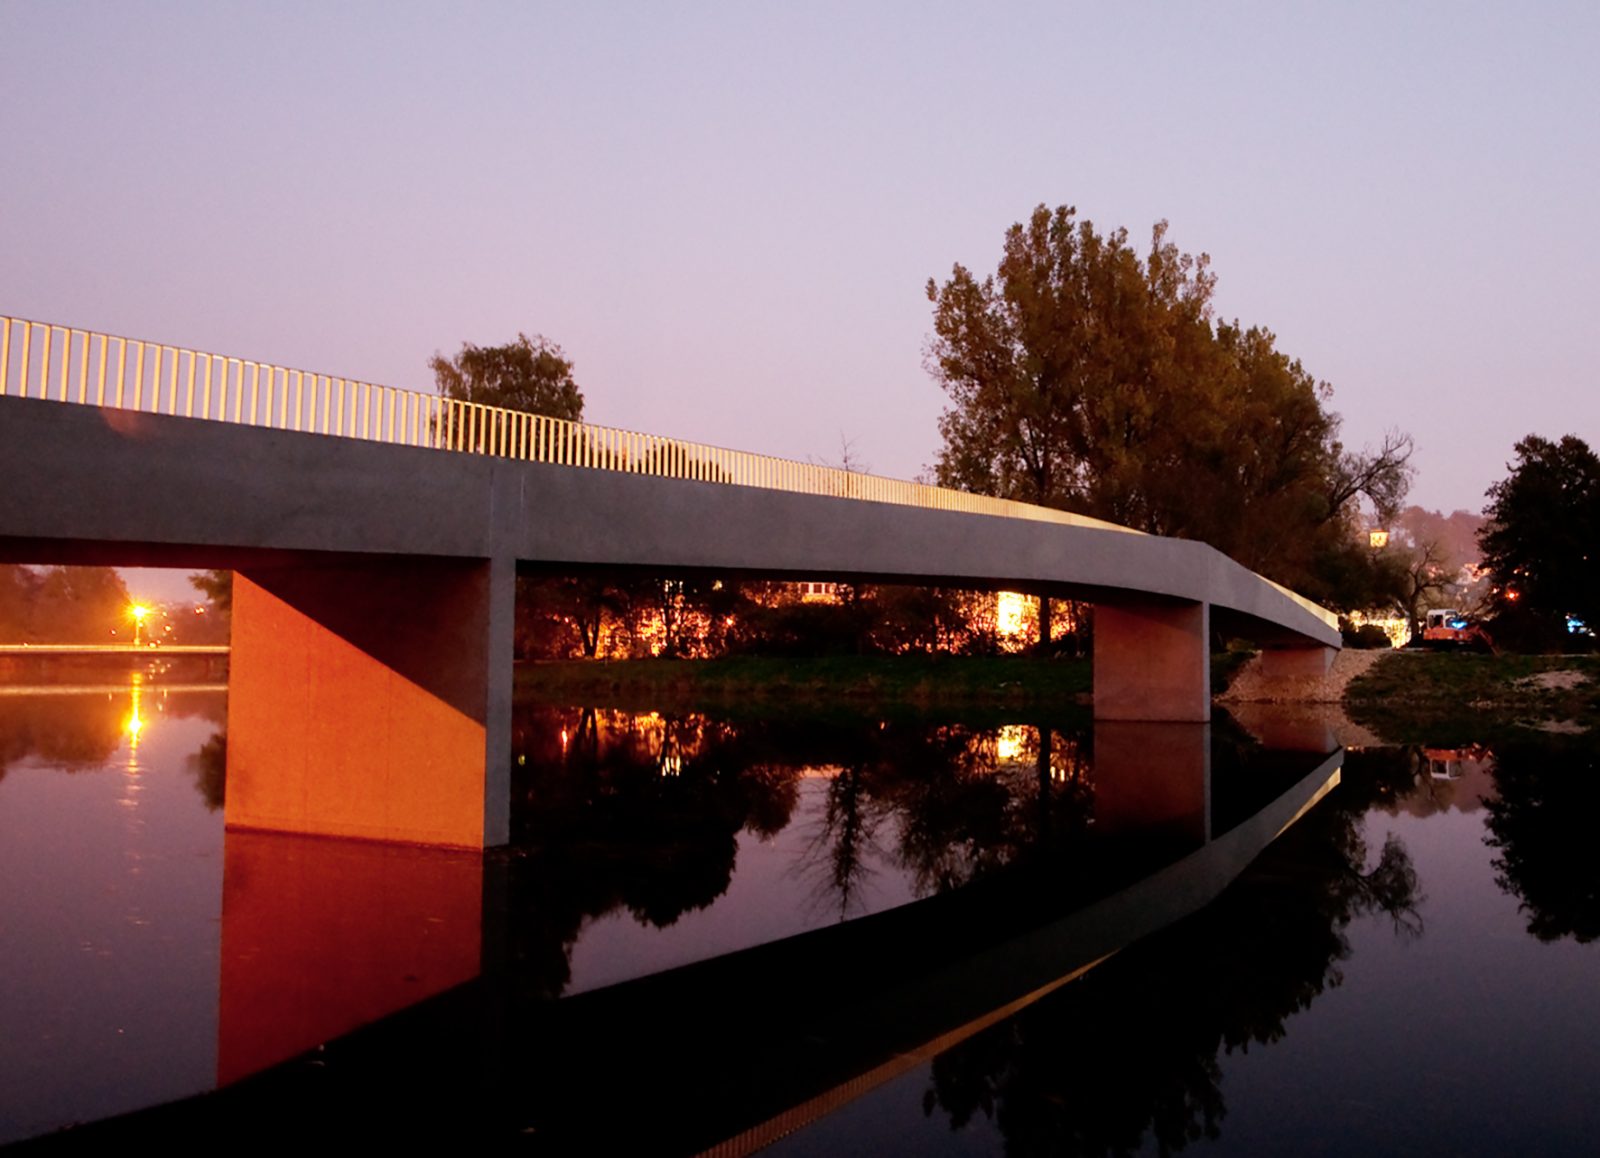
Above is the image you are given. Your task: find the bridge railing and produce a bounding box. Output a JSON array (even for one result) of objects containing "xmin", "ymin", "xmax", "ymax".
[{"xmin": 0, "ymin": 314, "xmax": 1140, "ymax": 534}]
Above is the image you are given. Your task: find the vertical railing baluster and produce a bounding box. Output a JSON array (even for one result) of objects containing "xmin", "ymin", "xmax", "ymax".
[
  {"xmin": 131, "ymin": 342, "xmax": 144, "ymax": 409},
  {"xmin": 23, "ymin": 322, "xmax": 37, "ymax": 398},
  {"xmin": 112, "ymin": 334, "xmax": 126, "ymax": 407},
  {"xmin": 55, "ymin": 328, "xmax": 69, "ymax": 400},
  {"xmin": 95, "ymin": 336, "xmax": 109, "ymax": 405},
  {"xmin": 74, "ymin": 330, "xmax": 88, "ymax": 403},
  {"xmin": 36, "ymin": 326, "xmax": 50, "ymax": 400}
]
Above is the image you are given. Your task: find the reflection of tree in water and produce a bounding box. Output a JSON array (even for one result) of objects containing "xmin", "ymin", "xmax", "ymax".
[
  {"xmin": 505, "ymin": 705, "xmax": 808, "ymax": 998},
  {"xmin": 923, "ymin": 748, "xmax": 1422, "ymax": 1156},
  {"xmin": 503, "ymin": 707, "xmax": 1097, "ymax": 997},
  {"xmin": 1484, "ymin": 739, "xmax": 1600, "ymax": 944},
  {"xmin": 0, "ymin": 687, "xmax": 230, "ymax": 787},
  {"xmin": 890, "ymin": 723, "xmax": 1093, "ymax": 896},
  {"xmin": 187, "ymin": 731, "xmax": 226, "ymax": 811},
  {"xmin": 797, "ymin": 722, "xmax": 1093, "ymax": 920},
  {"xmin": 0, "ymin": 693, "xmax": 129, "ymax": 780}
]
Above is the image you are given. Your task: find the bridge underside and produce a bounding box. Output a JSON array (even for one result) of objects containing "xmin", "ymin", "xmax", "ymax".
[{"xmin": 216, "ymin": 567, "xmax": 1331, "ymax": 848}]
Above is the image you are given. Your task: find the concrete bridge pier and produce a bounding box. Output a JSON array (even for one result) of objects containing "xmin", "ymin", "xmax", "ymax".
[
  {"xmin": 225, "ymin": 556, "xmax": 516, "ymax": 848},
  {"xmin": 1092, "ymin": 599, "xmax": 1211, "ymax": 722}
]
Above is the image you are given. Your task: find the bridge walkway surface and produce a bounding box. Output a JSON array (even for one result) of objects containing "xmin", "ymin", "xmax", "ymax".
[{"xmin": 0, "ymin": 315, "xmax": 1340, "ymax": 847}]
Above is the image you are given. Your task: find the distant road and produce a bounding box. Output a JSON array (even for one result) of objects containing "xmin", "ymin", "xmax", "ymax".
[
  {"xmin": 0, "ymin": 644, "xmax": 229, "ymax": 655},
  {"xmin": 0, "ymin": 683, "xmax": 228, "ymax": 696}
]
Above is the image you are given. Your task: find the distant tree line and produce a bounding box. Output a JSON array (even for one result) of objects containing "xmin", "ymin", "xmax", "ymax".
[
  {"xmin": 0, "ymin": 564, "xmax": 130, "ymax": 643},
  {"xmin": 514, "ymin": 576, "xmax": 1082, "ymax": 661}
]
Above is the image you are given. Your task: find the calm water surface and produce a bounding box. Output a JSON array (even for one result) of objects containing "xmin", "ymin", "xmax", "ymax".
[{"xmin": 1, "ymin": 675, "xmax": 1596, "ymax": 1153}]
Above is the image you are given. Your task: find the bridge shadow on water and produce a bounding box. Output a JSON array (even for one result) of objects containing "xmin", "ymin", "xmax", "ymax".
[{"xmin": 15, "ymin": 703, "xmax": 1415, "ymax": 1155}]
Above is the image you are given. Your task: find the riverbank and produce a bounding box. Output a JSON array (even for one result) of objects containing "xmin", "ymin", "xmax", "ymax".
[
  {"xmin": 517, "ymin": 650, "xmax": 1600, "ymax": 742},
  {"xmin": 515, "ymin": 655, "xmax": 1094, "ymax": 713},
  {"xmin": 516, "ymin": 651, "xmax": 1261, "ymax": 714},
  {"xmin": 1345, "ymin": 650, "xmax": 1599, "ymax": 743}
]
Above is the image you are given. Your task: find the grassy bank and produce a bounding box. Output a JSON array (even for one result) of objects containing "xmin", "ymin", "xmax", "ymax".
[
  {"xmin": 516, "ymin": 651, "xmax": 1255, "ymax": 714},
  {"xmin": 1345, "ymin": 650, "xmax": 1600, "ymax": 744},
  {"xmin": 516, "ymin": 654, "xmax": 1093, "ymax": 712}
]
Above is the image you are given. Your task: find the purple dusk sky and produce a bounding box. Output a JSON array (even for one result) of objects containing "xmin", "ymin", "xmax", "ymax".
[{"xmin": 4, "ymin": 2, "xmax": 1596, "ymax": 596}]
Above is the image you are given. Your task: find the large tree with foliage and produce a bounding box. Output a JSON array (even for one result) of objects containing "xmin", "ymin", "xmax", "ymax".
[
  {"xmin": 429, "ymin": 332, "xmax": 584, "ymax": 421},
  {"xmin": 1478, "ymin": 434, "xmax": 1600, "ymax": 630},
  {"xmin": 925, "ymin": 204, "xmax": 1412, "ymax": 601}
]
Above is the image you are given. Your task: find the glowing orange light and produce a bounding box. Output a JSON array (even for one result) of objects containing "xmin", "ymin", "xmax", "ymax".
[{"xmin": 129, "ymin": 603, "xmax": 152, "ymax": 647}]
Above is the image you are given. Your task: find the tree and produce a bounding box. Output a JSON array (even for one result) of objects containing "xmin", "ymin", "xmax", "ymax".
[
  {"xmin": 189, "ymin": 569, "xmax": 233, "ymax": 613},
  {"xmin": 429, "ymin": 332, "xmax": 584, "ymax": 421},
  {"xmin": 926, "ymin": 204, "xmax": 1413, "ymax": 601},
  {"xmin": 31, "ymin": 566, "xmax": 130, "ymax": 642},
  {"xmin": 1479, "ymin": 434, "xmax": 1600, "ymax": 632}
]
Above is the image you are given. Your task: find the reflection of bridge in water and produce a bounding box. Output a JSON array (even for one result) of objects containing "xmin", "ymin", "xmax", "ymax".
[
  {"xmin": 2, "ymin": 316, "xmax": 1342, "ymax": 850},
  {"xmin": 25, "ymin": 708, "xmax": 1344, "ymax": 1152}
]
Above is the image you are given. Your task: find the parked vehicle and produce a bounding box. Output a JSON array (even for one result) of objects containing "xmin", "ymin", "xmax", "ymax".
[{"xmin": 1417, "ymin": 609, "xmax": 1497, "ymax": 653}]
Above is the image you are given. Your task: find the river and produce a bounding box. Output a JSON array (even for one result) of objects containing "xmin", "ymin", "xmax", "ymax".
[{"xmin": 0, "ymin": 672, "xmax": 1595, "ymax": 1153}]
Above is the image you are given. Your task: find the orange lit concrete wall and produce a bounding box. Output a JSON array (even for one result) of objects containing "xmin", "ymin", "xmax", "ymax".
[
  {"xmin": 225, "ymin": 558, "xmax": 514, "ymax": 847},
  {"xmin": 1092, "ymin": 600, "xmax": 1210, "ymax": 722},
  {"xmin": 217, "ymin": 831, "xmax": 483, "ymax": 1086}
]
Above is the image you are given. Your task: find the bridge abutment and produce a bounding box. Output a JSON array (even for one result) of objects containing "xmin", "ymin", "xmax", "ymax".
[
  {"xmin": 1092, "ymin": 600, "xmax": 1211, "ymax": 722},
  {"xmin": 225, "ymin": 556, "xmax": 515, "ymax": 848},
  {"xmin": 1257, "ymin": 644, "xmax": 1338, "ymax": 682}
]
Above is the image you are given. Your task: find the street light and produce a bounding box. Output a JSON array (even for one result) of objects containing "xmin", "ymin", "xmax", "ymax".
[{"xmin": 129, "ymin": 603, "xmax": 150, "ymax": 646}]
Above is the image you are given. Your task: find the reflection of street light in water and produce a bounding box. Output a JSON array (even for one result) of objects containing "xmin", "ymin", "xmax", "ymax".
[
  {"xmin": 123, "ymin": 673, "xmax": 147, "ymax": 749},
  {"xmin": 120, "ymin": 674, "xmax": 148, "ymax": 837}
]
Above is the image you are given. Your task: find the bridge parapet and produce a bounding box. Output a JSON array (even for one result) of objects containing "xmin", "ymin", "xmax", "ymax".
[{"xmin": 0, "ymin": 314, "xmax": 1149, "ymax": 536}]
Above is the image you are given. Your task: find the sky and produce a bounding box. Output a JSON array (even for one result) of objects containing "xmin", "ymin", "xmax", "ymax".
[{"xmin": 5, "ymin": 1, "xmax": 1597, "ymax": 599}]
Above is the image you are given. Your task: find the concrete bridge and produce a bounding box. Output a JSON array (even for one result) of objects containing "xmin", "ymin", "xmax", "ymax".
[{"xmin": 0, "ymin": 316, "xmax": 1339, "ymax": 848}]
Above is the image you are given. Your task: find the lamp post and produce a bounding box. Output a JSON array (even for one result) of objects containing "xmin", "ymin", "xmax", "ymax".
[{"xmin": 130, "ymin": 603, "xmax": 149, "ymax": 647}]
